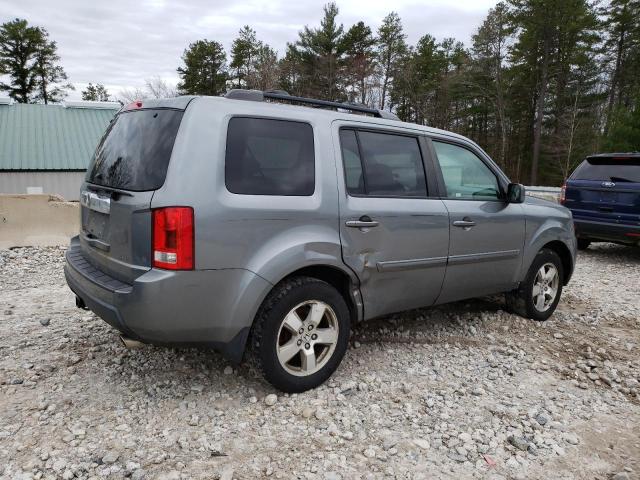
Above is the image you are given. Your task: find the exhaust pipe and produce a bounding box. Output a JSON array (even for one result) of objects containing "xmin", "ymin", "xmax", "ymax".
[{"xmin": 120, "ymin": 335, "xmax": 145, "ymax": 349}]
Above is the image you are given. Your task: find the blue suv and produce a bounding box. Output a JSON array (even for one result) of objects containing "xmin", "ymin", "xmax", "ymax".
[{"xmin": 562, "ymin": 153, "xmax": 640, "ymax": 249}]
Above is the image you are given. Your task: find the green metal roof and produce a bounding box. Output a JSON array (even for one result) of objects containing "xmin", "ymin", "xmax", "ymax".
[{"xmin": 0, "ymin": 102, "xmax": 119, "ymax": 171}]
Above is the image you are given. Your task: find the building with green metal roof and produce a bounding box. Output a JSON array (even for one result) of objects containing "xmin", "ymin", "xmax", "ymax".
[{"xmin": 0, "ymin": 98, "xmax": 119, "ymax": 200}]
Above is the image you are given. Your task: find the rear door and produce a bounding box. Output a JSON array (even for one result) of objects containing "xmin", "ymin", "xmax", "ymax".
[
  {"xmin": 565, "ymin": 156, "xmax": 640, "ymax": 228},
  {"xmin": 335, "ymin": 124, "xmax": 449, "ymax": 319},
  {"xmin": 429, "ymin": 139, "xmax": 525, "ymax": 303},
  {"xmin": 80, "ymin": 106, "xmax": 185, "ymax": 284}
]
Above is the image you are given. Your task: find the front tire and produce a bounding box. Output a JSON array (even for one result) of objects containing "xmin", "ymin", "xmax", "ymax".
[
  {"xmin": 506, "ymin": 248, "xmax": 564, "ymax": 321},
  {"xmin": 249, "ymin": 276, "xmax": 351, "ymax": 393}
]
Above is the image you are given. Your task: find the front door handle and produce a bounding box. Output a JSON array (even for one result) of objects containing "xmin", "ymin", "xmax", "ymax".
[
  {"xmin": 346, "ymin": 215, "xmax": 379, "ymax": 228},
  {"xmin": 453, "ymin": 218, "xmax": 476, "ymax": 229}
]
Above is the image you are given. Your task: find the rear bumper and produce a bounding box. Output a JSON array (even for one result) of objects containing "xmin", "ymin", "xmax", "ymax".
[
  {"xmin": 574, "ymin": 218, "xmax": 640, "ymax": 245},
  {"xmin": 64, "ymin": 237, "xmax": 272, "ymax": 362}
]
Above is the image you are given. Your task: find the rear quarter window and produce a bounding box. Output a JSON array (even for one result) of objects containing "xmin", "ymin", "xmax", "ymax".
[
  {"xmin": 86, "ymin": 109, "xmax": 184, "ymax": 191},
  {"xmin": 572, "ymin": 158, "xmax": 640, "ymax": 182},
  {"xmin": 225, "ymin": 117, "xmax": 315, "ymax": 196}
]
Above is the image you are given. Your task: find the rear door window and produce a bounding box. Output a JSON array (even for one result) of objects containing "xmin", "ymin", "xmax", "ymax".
[
  {"xmin": 86, "ymin": 109, "xmax": 184, "ymax": 191},
  {"xmin": 225, "ymin": 117, "xmax": 315, "ymax": 196},
  {"xmin": 339, "ymin": 129, "xmax": 365, "ymax": 195},
  {"xmin": 572, "ymin": 158, "xmax": 640, "ymax": 182},
  {"xmin": 339, "ymin": 129, "xmax": 427, "ymax": 197}
]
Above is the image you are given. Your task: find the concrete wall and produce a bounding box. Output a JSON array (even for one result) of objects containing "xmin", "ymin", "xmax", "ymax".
[
  {"xmin": 0, "ymin": 171, "xmax": 85, "ymax": 201},
  {"xmin": 525, "ymin": 186, "xmax": 561, "ymax": 203},
  {"xmin": 0, "ymin": 194, "xmax": 79, "ymax": 249}
]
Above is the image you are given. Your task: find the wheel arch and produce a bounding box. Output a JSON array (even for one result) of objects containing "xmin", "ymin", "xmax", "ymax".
[
  {"xmin": 522, "ymin": 214, "xmax": 576, "ymax": 287},
  {"xmin": 233, "ymin": 261, "xmax": 363, "ymax": 364},
  {"xmin": 276, "ymin": 265, "xmax": 362, "ymax": 324},
  {"xmin": 539, "ymin": 240, "xmax": 574, "ymax": 285}
]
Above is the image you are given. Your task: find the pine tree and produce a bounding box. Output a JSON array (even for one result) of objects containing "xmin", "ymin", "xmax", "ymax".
[
  {"xmin": 0, "ymin": 19, "xmax": 71, "ymax": 103},
  {"xmin": 602, "ymin": 0, "xmax": 640, "ymax": 132},
  {"xmin": 82, "ymin": 83, "xmax": 110, "ymax": 101},
  {"xmin": 342, "ymin": 21, "xmax": 377, "ymax": 105},
  {"xmin": 32, "ymin": 27, "xmax": 73, "ymax": 104},
  {"xmin": 230, "ymin": 26, "xmax": 260, "ymax": 89},
  {"xmin": 278, "ymin": 44, "xmax": 307, "ymax": 96},
  {"xmin": 603, "ymin": 96, "xmax": 640, "ymax": 151},
  {"xmin": 177, "ymin": 40, "xmax": 227, "ymax": 96},
  {"xmin": 469, "ymin": 2, "xmax": 511, "ymax": 169},
  {"xmin": 508, "ymin": 0, "xmax": 601, "ymax": 184},
  {"xmin": 291, "ymin": 2, "xmax": 347, "ymax": 100},
  {"xmin": 377, "ymin": 12, "xmax": 407, "ymax": 110}
]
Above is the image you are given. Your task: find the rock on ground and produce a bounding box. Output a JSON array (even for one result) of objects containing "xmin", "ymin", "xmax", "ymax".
[{"xmin": 0, "ymin": 244, "xmax": 639, "ymax": 479}]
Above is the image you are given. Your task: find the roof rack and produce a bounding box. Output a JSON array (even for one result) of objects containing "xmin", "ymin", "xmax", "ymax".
[{"xmin": 225, "ymin": 89, "xmax": 399, "ymax": 120}]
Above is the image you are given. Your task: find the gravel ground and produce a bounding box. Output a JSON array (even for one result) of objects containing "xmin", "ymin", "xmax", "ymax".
[{"xmin": 0, "ymin": 244, "xmax": 639, "ymax": 480}]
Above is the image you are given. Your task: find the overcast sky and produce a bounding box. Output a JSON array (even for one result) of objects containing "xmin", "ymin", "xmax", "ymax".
[{"xmin": 2, "ymin": 0, "xmax": 498, "ymax": 101}]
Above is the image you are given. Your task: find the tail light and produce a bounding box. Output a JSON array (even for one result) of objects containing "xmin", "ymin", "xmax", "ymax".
[
  {"xmin": 152, "ymin": 207, "xmax": 194, "ymax": 270},
  {"xmin": 560, "ymin": 183, "xmax": 567, "ymax": 204}
]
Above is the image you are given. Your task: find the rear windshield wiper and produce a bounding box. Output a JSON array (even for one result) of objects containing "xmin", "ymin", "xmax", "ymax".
[{"xmin": 609, "ymin": 176, "xmax": 636, "ymax": 183}]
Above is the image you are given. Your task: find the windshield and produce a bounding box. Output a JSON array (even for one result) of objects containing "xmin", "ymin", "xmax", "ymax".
[
  {"xmin": 572, "ymin": 158, "xmax": 640, "ymax": 183},
  {"xmin": 86, "ymin": 109, "xmax": 184, "ymax": 191}
]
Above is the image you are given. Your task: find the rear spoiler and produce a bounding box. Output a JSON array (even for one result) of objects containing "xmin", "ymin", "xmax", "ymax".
[
  {"xmin": 118, "ymin": 96, "xmax": 197, "ymax": 114},
  {"xmin": 586, "ymin": 153, "xmax": 640, "ymax": 162}
]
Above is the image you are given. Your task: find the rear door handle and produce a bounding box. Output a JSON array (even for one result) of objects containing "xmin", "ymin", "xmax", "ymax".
[
  {"xmin": 346, "ymin": 215, "xmax": 379, "ymax": 228},
  {"xmin": 453, "ymin": 219, "xmax": 476, "ymax": 228}
]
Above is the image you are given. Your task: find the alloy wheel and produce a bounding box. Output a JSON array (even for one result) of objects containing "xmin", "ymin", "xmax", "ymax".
[
  {"xmin": 276, "ymin": 300, "xmax": 339, "ymax": 377},
  {"xmin": 532, "ymin": 262, "xmax": 560, "ymax": 312}
]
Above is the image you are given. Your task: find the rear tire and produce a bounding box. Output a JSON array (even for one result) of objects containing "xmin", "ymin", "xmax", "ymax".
[
  {"xmin": 577, "ymin": 238, "xmax": 591, "ymax": 250},
  {"xmin": 249, "ymin": 276, "xmax": 351, "ymax": 393},
  {"xmin": 506, "ymin": 248, "xmax": 564, "ymax": 321}
]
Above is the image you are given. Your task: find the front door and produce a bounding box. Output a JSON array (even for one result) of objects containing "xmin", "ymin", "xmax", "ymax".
[
  {"xmin": 335, "ymin": 125, "xmax": 450, "ymax": 319},
  {"xmin": 430, "ymin": 139, "xmax": 525, "ymax": 304}
]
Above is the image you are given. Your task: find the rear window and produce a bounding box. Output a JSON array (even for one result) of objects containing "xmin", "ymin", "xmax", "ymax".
[
  {"xmin": 86, "ymin": 109, "xmax": 184, "ymax": 191},
  {"xmin": 572, "ymin": 158, "xmax": 640, "ymax": 183},
  {"xmin": 225, "ymin": 117, "xmax": 315, "ymax": 196}
]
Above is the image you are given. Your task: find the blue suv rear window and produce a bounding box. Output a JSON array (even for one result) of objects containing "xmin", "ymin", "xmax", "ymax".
[
  {"xmin": 573, "ymin": 158, "xmax": 640, "ymax": 182},
  {"xmin": 225, "ymin": 117, "xmax": 315, "ymax": 196}
]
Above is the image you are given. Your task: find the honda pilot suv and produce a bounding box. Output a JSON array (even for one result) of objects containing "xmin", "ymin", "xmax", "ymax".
[
  {"xmin": 65, "ymin": 90, "xmax": 577, "ymax": 392},
  {"xmin": 562, "ymin": 153, "xmax": 640, "ymax": 249}
]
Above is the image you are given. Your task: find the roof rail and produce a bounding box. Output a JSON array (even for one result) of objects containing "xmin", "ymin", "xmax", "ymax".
[{"xmin": 225, "ymin": 89, "xmax": 399, "ymax": 120}]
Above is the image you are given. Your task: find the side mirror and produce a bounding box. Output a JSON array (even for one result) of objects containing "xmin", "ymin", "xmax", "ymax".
[{"xmin": 507, "ymin": 183, "xmax": 525, "ymax": 203}]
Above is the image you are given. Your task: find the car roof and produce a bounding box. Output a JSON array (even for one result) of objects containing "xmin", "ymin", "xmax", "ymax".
[
  {"xmin": 190, "ymin": 94, "xmax": 473, "ymax": 143},
  {"xmin": 130, "ymin": 93, "xmax": 475, "ymax": 145}
]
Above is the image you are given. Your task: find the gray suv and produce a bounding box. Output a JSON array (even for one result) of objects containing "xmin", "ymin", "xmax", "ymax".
[{"xmin": 65, "ymin": 90, "xmax": 577, "ymax": 392}]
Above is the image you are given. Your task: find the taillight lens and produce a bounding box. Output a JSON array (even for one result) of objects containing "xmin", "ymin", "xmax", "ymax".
[
  {"xmin": 560, "ymin": 183, "xmax": 567, "ymax": 204},
  {"xmin": 152, "ymin": 207, "xmax": 194, "ymax": 270}
]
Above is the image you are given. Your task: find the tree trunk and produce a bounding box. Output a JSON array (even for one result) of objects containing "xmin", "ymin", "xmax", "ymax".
[
  {"xmin": 563, "ymin": 93, "xmax": 579, "ymax": 181},
  {"xmin": 41, "ymin": 73, "xmax": 48, "ymax": 105},
  {"xmin": 605, "ymin": 27, "xmax": 626, "ymax": 134},
  {"xmin": 380, "ymin": 74, "xmax": 388, "ymax": 110},
  {"xmin": 531, "ymin": 35, "xmax": 550, "ymax": 185},
  {"xmin": 380, "ymin": 53, "xmax": 391, "ymax": 110}
]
